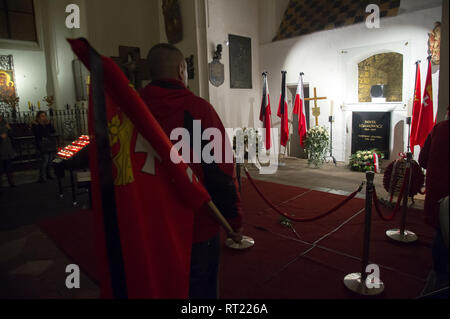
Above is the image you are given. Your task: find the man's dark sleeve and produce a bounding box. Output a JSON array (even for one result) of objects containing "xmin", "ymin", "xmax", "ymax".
[
  {"xmin": 202, "ymin": 163, "xmax": 242, "ymax": 230},
  {"xmin": 419, "ymin": 132, "xmax": 433, "ymax": 169}
]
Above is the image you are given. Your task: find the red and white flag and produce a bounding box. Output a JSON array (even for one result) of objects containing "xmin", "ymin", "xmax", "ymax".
[
  {"xmin": 410, "ymin": 62, "xmax": 421, "ymax": 153},
  {"xmin": 415, "ymin": 58, "xmax": 434, "ymax": 148},
  {"xmin": 259, "ymin": 73, "xmax": 272, "ymax": 150},
  {"xmin": 293, "ymin": 73, "xmax": 307, "ymax": 148},
  {"xmin": 69, "ymin": 38, "xmax": 211, "ymax": 299},
  {"xmin": 373, "ymin": 153, "xmax": 380, "ymax": 174},
  {"xmin": 277, "ymin": 71, "xmax": 289, "ymax": 147}
]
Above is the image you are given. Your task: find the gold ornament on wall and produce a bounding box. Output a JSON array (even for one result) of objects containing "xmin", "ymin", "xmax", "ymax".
[{"xmin": 428, "ymin": 22, "xmax": 441, "ymax": 66}]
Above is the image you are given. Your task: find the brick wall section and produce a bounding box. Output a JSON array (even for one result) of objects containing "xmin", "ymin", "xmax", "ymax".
[{"xmin": 358, "ymin": 52, "xmax": 403, "ymax": 102}]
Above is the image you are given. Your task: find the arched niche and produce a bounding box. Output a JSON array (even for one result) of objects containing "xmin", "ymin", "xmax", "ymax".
[{"xmin": 357, "ymin": 52, "xmax": 403, "ymax": 102}]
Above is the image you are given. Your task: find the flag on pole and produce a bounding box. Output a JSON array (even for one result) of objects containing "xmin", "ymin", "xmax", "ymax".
[
  {"xmin": 373, "ymin": 153, "xmax": 380, "ymax": 174},
  {"xmin": 410, "ymin": 61, "xmax": 421, "ymax": 153},
  {"xmin": 68, "ymin": 38, "xmax": 211, "ymax": 299},
  {"xmin": 415, "ymin": 57, "xmax": 434, "ymax": 148},
  {"xmin": 259, "ymin": 72, "xmax": 272, "ymax": 150},
  {"xmin": 293, "ymin": 73, "xmax": 307, "ymax": 148},
  {"xmin": 277, "ymin": 71, "xmax": 289, "ymax": 147}
]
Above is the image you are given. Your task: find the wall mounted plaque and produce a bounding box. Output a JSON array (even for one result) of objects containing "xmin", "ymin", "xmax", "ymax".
[{"xmin": 229, "ymin": 34, "xmax": 252, "ymax": 89}]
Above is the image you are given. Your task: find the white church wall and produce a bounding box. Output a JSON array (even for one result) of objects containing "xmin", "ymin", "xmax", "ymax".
[
  {"xmin": 85, "ymin": 0, "xmax": 160, "ymax": 59},
  {"xmin": 0, "ymin": 47, "xmax": 47, "ymax": 112},
  {"xmin": 259, "ymin": 6, "xmax": 442, "ymax": 163},
  {"xmin": 0, "ymin": 0, "xmax": 48, "ymax": 111},
  {"xmin": 205, "ymin": 0, "xmax": 261, "ymax": 130},
  {"xmin": 41, "ymin": 0, "xmax": 79, "ymax": 109},
  {"xmin": 258, "ymin": 0, "xmax": 290, "ymax": 45}
]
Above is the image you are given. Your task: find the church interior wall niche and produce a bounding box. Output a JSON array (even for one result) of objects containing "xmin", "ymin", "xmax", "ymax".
[
  {"xmin": 229, "ymin": 34, "xmax": 252, "ymax": 89},
  {"xmin": 358, "ymin": 52, "xmax": 403, "ymax": 103}
]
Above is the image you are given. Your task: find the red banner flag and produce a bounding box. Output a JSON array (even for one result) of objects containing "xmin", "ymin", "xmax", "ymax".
[
  {"xmin": 293, "ymin": 73, "xmax": 307, "ymax": 148},
  {"xmin": 68, "ymin": 38, "xmax": 211, "ymax": 299},
  {"xmin": 259, "ymin": 73, "xmax": 272, "ymax": 150},
  {"xmin": 415, "ymin": 58, "xmax": 435, "ymax": 148},
  {"xmin": 277, "ymin": 71, "xmax": 289, "ymax": 147},
  {"xmin": 410, "ymin": 62, "xmax": 421, "ymax": 153}
]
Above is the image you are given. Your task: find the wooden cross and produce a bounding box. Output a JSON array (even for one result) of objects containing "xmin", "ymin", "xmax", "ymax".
[
  {"xmin": 305, "ymin": 87, "xmax": 327, "ymax": 126},
  {"xmin": 111, "ymin": 46, "xmax": 150, "ymax": 90}
]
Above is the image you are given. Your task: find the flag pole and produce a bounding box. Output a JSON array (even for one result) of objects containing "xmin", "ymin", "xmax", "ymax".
[
  {"xmin": 409, "ymin": 60, "xmax": 421, "ymax": 153},
  {"xmin": 89, "ymin": 42, "xmax": 128, "ymax": 299},
  {"xmin": 279, "ymin": 70, "xmax": 287, "ymax": 167}
]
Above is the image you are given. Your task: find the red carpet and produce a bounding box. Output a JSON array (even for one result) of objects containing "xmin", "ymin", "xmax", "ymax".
[{"xmin": 39, "ymin": 177, "xmax": 435, "ymax": 299}]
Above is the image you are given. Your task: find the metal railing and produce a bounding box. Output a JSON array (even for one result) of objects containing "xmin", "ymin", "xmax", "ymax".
[{"xmin": 2, "ymin": 106, "xmax": 88, "ymax": 164}]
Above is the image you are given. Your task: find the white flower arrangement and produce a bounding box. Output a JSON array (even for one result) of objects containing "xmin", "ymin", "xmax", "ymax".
[{"xmin": 304, "ymin": 126, "xmax": 330, "ymax": 168}]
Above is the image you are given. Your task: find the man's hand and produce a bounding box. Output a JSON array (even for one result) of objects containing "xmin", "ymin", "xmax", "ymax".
[
  {"xmin": 228, "ymin": 227, "xmax": 244, "ymax": 243},
  {"xmin": 228, "ymin": 231, "xmax": 243, "ymax": 244},
  {"xmin": 0, "ymin": 133, "xmax": 7, "ymax": 139}
]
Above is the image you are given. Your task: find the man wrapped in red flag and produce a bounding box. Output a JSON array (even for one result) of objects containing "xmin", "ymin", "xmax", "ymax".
[
  {"xmin": 68, "ymin": 39, "xmax": 241, "ymax": 299},
  {"xmin": 419, "ymin": 112, "xmax": 449, "ymax": 293},
  {"xmin": 277, "ymin": 71, "xmax": 289, "ymax": 147},
  {"xmin": 259, "ymin": 72, "xmax": 272, "ymax": 150},
  {"xmin": 139, "ymin": 44, "xmax": 243, "ymax": 299},
  {"xmin": 293, "ymin": 73, "xmax": 307, "ymax": 148}
]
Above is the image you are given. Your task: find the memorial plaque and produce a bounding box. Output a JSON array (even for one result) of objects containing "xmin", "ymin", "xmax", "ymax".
[
  {"xmin": 229, "ymin": 34, "xmax": 252, "ymax": 89},
  {"xmin": 351, "ymin": 112, "xmax": 391, "ymax": 159}
]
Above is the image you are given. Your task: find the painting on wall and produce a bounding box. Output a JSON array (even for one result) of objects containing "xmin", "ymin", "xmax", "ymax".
[
  {"xmin": 0, "ymin": 55, "xmax": 18, "ymax": 113},
  {"xmin": 229, "ymin": 34, "xmax": 252, "ymax": 89}
]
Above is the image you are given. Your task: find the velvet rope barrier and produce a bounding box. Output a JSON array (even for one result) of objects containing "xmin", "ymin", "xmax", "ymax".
[
  {"xmin": 372, "ymin": 167, "xmax": 410, "ymax": 222},
  {"xmin": 243, "ymin": 167, "xmax": 364, "ymax": 223}
]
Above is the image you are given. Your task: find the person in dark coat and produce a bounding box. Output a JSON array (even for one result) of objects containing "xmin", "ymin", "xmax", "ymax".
[
  {"xmin": 32, "ymin": 111, "xmax": 56, "ymax": 183},
  {"xmin": 0, "ymin": 114, "xmax": 15, "ymax": 189},
  {"xmin": 419, "ymin": 114, "xmax": 449, "ymax": 295}
]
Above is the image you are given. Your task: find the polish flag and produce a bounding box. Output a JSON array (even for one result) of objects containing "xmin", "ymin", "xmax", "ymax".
[
  {"xmin": 259, "ymin": 73, "xmax": 272, "ymax": 150},
  {"xmin": 293, "ymin": 73, "xmax": 307, "ymax": 148},
  {"xmin": 373, "ymin": 153, "xmax": 380, "ymax": 173}
]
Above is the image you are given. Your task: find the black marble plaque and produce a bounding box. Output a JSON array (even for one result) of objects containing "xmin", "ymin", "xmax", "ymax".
[
  {"xmin": 351, "ymin": 112, "xmax": 391, "ymax": 159},
  {"xmin": 229, "ymin": 34, "xmax": 252, "ymax": 89}
]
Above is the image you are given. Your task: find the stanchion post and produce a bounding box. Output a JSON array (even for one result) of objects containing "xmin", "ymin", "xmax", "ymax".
[
  {"xmin": 361, "ymin": 171, "xmax": 374, "ymax": 284},
  {"xmin": 344, "ymin": 172, "xmax": 384, "ymax": 295},
  {"xmin": 386, "ymin": 152, "xmax": 418, "ymax": 243},
  {"xmin": 236, "ymin": 162, "xmax": 242, "ymax": 193},
  {"xmin": 400, "ymin": 152, "xmax": 412, "ymax": 235}
]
